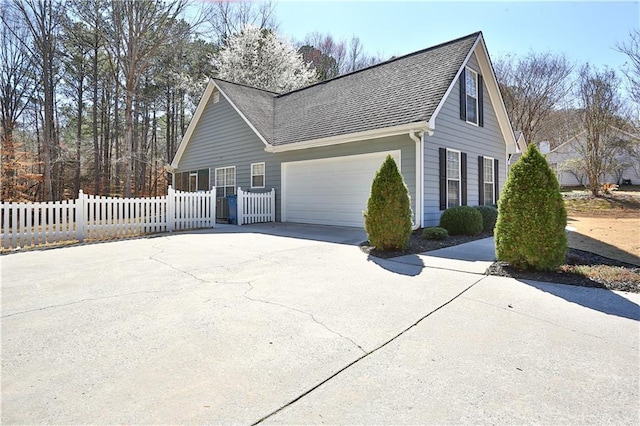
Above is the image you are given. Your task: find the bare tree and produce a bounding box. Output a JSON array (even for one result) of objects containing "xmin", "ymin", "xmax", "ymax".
[
  {"xmin": 494, "ymin": 51, "xmax": 573, "ymax": 145},
  {"xmin": 204, "ymin": 0, "xmax": 278, "ymax": 47},
  {"xmin": 107, "ymin": 0, "xmax": 188, "ymax": 197},
  {"xmin": 0, "ymin": 4, "xmax": 36, "ymax": 200},
  {"xmin": 576, "ymin": 65, "xmax": 624, "ymax": 196},
  {"xmin": 616, "ymin": 29, "xmax": 640, "ymax": 107},
  {"xmin": 9, "ymin": 0, "xmax": 65, "ymax": 201}
]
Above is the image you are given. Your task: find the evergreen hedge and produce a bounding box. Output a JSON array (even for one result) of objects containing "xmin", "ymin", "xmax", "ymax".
[
  {"xmin": 439, "ymin": 205, "xmax": 483, "ymax": 235},
  {"xmin": 474, "ymin": 205, "xmax": 499, "ymax": 232},
  {"xmin": 364, "ymin": 155, "xmax": 413, "ymax": 250},
  {"xmin": 495, "ymin": 144, "xmax": 567, "ymax": 271}
]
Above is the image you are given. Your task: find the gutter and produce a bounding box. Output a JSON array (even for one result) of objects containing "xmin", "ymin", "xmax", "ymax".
[{"xmin": 264, "ymin": 122, "xmax": 430, "ymax": 153}]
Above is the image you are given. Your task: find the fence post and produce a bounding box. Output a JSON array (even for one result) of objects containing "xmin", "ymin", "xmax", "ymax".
[
  {"xmin": 167, "ymin": 185, "xmax": 175, "ymax": 232},
  {"xmin": 211, "ymin": 186, "xmax": 216, "ymax": 228},
  {"xmin": 76, "ymin": 190, "xmax": 85, "ymax": 242},
  {"xmin": 237, "ymin": 187, "xmax": 244, "ymax": 226},
  {"xmin": 270, "ymin": 188, "xmax": 276, "ymax": 222}
]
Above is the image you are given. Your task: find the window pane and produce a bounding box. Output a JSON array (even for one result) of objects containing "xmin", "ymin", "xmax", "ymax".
[
  {"xmin": 215, "ymin": 169, "xmax": 224, "ymax": 187},
  {"xmin": 189, "ymin": 173, "xmax": 197, "ymax": 191},
  {"xmin": 447, "ymin": 151, "xmax": 459, "ymax": 178},
  {"xmin": 484, "ymin": 158, "xmax": 493, "ymax": 183},
  {"xmin": 180, "ymin": 172, "xmax": 188, "ymax": 191},
  {"xmin": 198, "ymin": 169, "xmax": 209, "ymax": 191},
  {"xmin": 252, "ymin": 175, "xmax": 264, "ymax": 187},
  {"xmin": 252, "ymin": 163, "xmax": 264, "ymax": 175},
  {"xmin": 484, "ymin": 183, "xmax": 494, "ymax": 205},
  {"xmin": 447, "ymin": 180, "xmax": 459, "ymax": 208},
  {"xmin": 466, "ymin": 70, "xmax": 477, "ymax": 97},
  {"xmin": 227, "ymin": 168, "xmax": 235, "ymax": 186},
  {"xmin": 466, "ymin": 96, "xmax": 477, "ymax": 123}
]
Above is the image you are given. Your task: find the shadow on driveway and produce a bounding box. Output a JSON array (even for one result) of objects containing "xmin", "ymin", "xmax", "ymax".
[
  {"xmin": 521, "ymin": 279, "xmax": 640, "ymax": 321},
  {"xmin": 208, "ymin": 223, "xmax": 368, "ymax": 246},
  {"xmin": 366, "ymin": 254, "xmax": 424, "ymax": 276}
]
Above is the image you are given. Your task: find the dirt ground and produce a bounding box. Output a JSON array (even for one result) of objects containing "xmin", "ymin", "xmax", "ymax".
[
  {"xmin": 566, "ymin": 216, "xmax": 640, "ymax": 266},
  {"xmin": 564, "ymin": 189, "xmax": 640, "ymax": 266}
]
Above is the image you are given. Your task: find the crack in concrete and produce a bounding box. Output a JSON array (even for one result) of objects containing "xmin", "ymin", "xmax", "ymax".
[
  {"xmin": 1, "ymin": 289, "xmax": 171, "ymax": 319},
  {"xmin": 243, "ymin": 283, "xmax": 367, "ymax": 354},
  {"xmin": 250, "ymin": 275, "xmax": 487, "ymax": 425}
]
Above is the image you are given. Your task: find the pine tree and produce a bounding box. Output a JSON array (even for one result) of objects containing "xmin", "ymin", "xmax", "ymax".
[
  {"xmin": 495, "ymin": 144, "xmax": 567, "ymax": 270},
  {"xmin": 364, "ymin": 155, "xmax": 413, "ymax": 250}
]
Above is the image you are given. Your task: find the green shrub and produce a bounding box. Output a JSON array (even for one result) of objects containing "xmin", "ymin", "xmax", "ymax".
[
  {"xmin": 439, "ymin": 205, "xmax": 483, "ymax": 236},
  {"xmin": 364, "ymin": 155, "xmax": 413, "ymax": 250},
  {"xmin": 474, "ymin": 205, "xmax": 498, "ymax": 232},
  {"xmin": 495, "ymin": 144, "xmax": 567, "ymax": 271},
  {"xmin": 422, "ymin": 226, "xmax": 448, "ymax": 240}
]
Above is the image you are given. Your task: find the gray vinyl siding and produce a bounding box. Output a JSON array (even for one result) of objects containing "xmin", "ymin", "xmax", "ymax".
[
  {"xmin": 275, "ymin": 135, "xmax": 417, "ymax": 224},
  {"xmin": 175, "ymin": 91, "xmax": 273, "ymax": 193},
  {"xmin": 176, "ymin": 90, "xmax": 417, "ymax": 223},
  {"xmin": 423, "ymin": 52, "xmax": 507, "ymax": 227}
]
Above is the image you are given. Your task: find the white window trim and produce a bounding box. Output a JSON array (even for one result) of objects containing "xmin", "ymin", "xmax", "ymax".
[
  {"xmin": 465, "ymin": 67, "xmax": 479, "ymax": 126},
  {"xmin": 483, "ymin": 156, "xmax": 495, "ymax": 205},
  {"xmin": 215, "ymin": 166, "xmax": 236, "ymax": 197},
  {"xmin": 250, "ymin": 162, "xmax": 266, "ymax": 189},
  {"xmin": 446, "ymin": 148, "xmax": 461, "ymax": 208}
]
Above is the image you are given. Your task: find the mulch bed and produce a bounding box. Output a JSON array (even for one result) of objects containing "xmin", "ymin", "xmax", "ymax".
[{"xmin": 361, "ymin": 230, "xmax": 640, "ymax": 293}]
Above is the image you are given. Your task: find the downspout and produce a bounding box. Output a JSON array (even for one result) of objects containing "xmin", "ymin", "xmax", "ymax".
[{"xmin": 409, "ymin": 130, "xmax": 424, "ymax": 230}]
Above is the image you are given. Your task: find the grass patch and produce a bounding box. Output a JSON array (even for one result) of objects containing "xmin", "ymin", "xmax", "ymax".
[{"xmin": 560, "ymin": 264, "xmax": 640, "ymax": 292}]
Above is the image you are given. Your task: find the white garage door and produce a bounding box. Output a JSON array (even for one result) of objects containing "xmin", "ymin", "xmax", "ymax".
[{"xmin": 282, "ymin": 150, "xmax": 401, "ymax": 227}]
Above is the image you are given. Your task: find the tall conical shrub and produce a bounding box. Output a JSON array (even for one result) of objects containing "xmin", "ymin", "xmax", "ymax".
[
  {"xmin": 364, "ymin": 155, "xmax": 413, "ymax": 250},
  {"xmin": 495, "ymin": 144, "xmax": 567, "ymax": 271}
]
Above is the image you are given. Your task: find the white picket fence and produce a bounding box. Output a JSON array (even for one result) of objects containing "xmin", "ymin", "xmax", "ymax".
[
  {"xmin": 237, "ymin": 188, "xmax": 276, "ymax": 226},
  {"xmin": 1, "ymin": 186, "xmax": 216, "ymax": 250}
]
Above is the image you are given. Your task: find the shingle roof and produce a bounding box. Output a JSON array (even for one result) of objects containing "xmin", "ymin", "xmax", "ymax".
[
  {"xmin": 213, "ymin": 79, "xmax": 276, "ymax": 144},
  {"xmin": 214, "ymin": 32, "xmax": 480, "ymax": 146}
]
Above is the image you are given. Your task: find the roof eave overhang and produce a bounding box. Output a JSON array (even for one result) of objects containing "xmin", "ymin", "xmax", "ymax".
[
  {"xmin": 169, "ymin": 79, "xmax": 272, "ymax": 170},
  {"xmin": 428, "ymin": 33, "xmax": 517, "ymax": 155},
  {"xmin": 264, "ymin": 121, "xmax": 431, "ymax": 153}
]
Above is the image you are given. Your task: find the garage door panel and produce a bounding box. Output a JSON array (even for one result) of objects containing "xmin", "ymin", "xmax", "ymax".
[{"xmin": 282, "ymin": 151, "xmax": 401, "ymax": 227}]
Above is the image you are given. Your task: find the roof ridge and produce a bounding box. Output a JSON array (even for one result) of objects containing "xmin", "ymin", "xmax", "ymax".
[
  {"xmin": 276, "ymin": 31, "xmax": 482, "ymax": 99},
  {"xmin": 213, "ymin": 77, "xmax": 279, "ymax": 95}
]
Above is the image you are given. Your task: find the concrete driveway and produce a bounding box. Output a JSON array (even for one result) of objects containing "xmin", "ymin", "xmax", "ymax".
[{"xmin": 1, "ymin": 223, "xmax": 639, "ymax": 424}]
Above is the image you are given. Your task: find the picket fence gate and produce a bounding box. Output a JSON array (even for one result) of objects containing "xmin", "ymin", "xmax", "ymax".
[
  {"xmin": 237, "ymin": 188, "xmax": 276, "ymax": 226},
  {"xmin": 1, "ymin": 186, "xmax": 216, "ymax": 250}
]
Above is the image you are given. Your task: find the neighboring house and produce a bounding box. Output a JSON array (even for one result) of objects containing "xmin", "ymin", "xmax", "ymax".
[
  {"xmin": 169, "ymin": 32, "xmax": 517, "ymax": 228},
  {"xmin": 507, "ymin": 130, "xmax": 527, "ymax": 170},
  {"xmin": 546, "ymin": 127, "xmax": 639, "ymax": 187}
]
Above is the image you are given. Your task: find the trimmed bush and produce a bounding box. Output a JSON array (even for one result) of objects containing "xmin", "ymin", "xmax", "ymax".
[
  {"xmin": 364, "ymin": 155, "xmax": 413, "ymax": 250},
  {"xmin": 439, "ymin": 205, "xmax": 483, "ymax": 236},
  {"xmin": 495, "ymin": 144, "xmax": 567, "ymax": 271},
  {"xmin": 474, "ymin": 205, "xmax": 498, "ymax": 232},
  {"xmin": 422, "ymin": 227, "xmax": 448, "ymax": 240}
]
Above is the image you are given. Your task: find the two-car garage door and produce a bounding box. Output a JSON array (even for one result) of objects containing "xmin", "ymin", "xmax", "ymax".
[{"xmin": 281, "ymin": 150, "xmax": 401, "ymax": 227}]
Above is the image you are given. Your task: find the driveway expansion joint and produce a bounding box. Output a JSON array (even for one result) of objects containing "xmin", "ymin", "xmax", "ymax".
[{"xmin": 250, "ymin": 275, "xmax": 487, "ymax": 425}]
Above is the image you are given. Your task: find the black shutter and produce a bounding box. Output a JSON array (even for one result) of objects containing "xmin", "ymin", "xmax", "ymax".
[
  {"xmin": 461, "ymin": 152, "xmax": 467, "ymax": 206},
  {"xmin": 439, "ymin": 148, "xmax": 447, "ymax": 210},
  {"xmin": 494, "ymin": 158, "xmax": 500, "ymax": 203},
  {"xmin": 459, "ymin": 69, "xmax": 466, "ymax": 121},
  {"xmin": 478, "ymin": 156, "xmax": 484, "ymax": 206},
  {"xmin": 478, "ymin": 74, "xmax": 484, "ymax": 127}
]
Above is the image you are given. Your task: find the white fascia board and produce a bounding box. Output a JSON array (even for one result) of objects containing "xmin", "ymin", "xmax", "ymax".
[
  {"xmin": 429, "ymin": 34, "xmax": 517, "ymax": 154},
  {"xmin": 264, "ymin": 122, "xmax": 431, "ymax": 153},
  {"xmin": 215, "ymin": 83, "xmax": 270, "ymax": 148},
  {"xmin": 428, "ymin": 36, "xmax": 480, "ymax": 131},
  {"xmin": 170, "ymin": 79, "xmax": 216, "ymax": 169}
]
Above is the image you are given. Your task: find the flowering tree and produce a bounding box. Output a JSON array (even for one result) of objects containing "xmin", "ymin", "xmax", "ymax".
[{"xmin": 215, "ymin": 25, "xmax": 316, "ymax": 92}]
